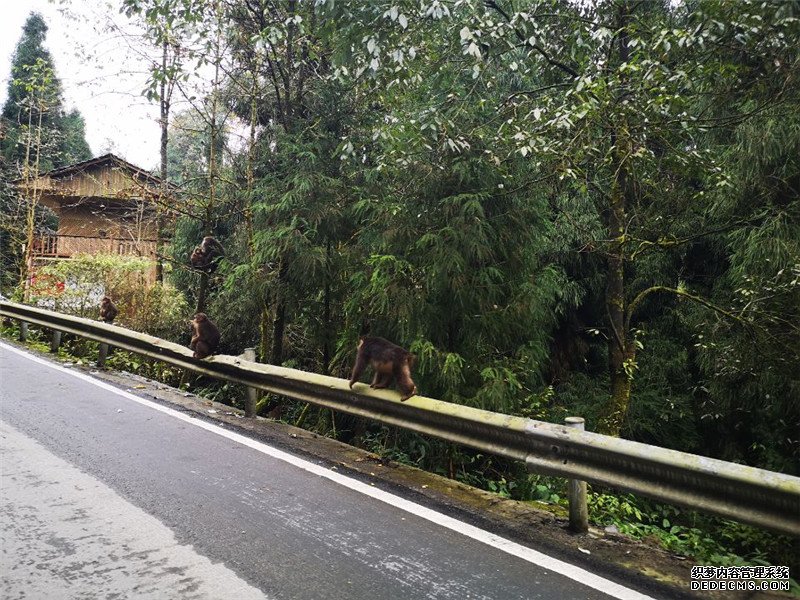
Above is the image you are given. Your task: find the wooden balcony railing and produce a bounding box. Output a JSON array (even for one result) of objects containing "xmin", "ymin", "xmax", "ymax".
[{"xmin": 33, "ymin": 234, "xmax": 156, "ymax": 259}]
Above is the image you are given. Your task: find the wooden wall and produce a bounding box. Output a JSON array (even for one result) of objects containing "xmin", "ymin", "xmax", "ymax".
[{"xmin": 51, "ymin": 201, "xmax": 157, "ymax": 241}]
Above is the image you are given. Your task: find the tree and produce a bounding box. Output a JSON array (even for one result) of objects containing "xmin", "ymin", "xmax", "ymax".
[
  {"xmin": 120, "ymin": 0, "xmax": 205, "ymax": 284},
  {"xmin": 123, "ymin": 0, "xmax": 237, "ymax": 307},
  {"xmin": 0, "ymin": 12, "xmax": 93, "ymax": 292},
  {"xmin": 116, "ymin": 0, "xmax": 798, "ymax": 479},
  {"xmin": 322, "ymin": 0, "xmax": 800, "ymax": 439},
  {"xmin": 230, "ymin": 0, "xmax": 324, "ymax": 366},
  {"xmin": 60, "ymin": 109, "xmax": 92, "ymax": 165},
  {"xmin": 1, "ymin": 12, "xmax": 92, "ymax": 172}
]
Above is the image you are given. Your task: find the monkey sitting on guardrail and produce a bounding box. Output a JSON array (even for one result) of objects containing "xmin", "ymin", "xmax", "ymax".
[
  {"xmin": 99, "ymin": 297, "xmax": 118, "ymax": 323},
  {"xmin": 189, "ymin": 313, "xmax": 220, "ymax": 359}
]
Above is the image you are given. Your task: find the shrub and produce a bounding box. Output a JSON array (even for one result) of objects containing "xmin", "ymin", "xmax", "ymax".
[{"xmin": 28, "ymin": 253, "xmax": 189, "ymax": 340}]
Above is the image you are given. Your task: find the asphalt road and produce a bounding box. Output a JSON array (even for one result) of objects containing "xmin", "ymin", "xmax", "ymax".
[{"xmin": 0, "ymin": 343, "xmax": 655, "ymax": 600}]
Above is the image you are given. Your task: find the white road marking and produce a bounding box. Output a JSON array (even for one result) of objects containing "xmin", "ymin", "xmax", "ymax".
[{"xmin": 1, "ymin": 342, "xmax": 656, "ymax": 600}]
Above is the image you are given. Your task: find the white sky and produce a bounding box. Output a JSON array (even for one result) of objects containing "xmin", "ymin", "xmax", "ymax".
[{"xmin": 0, "ymin": 0, "xmax": 161, "ymax": 170}]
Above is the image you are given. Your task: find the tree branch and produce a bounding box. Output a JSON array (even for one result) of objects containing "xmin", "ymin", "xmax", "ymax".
[
  {"xmin": 628, "ymin": 213, "xmax": 769, "ymax": 261},
  {"xmin": 502, "ymin": 82, "xmax": 570, "ymax": 105},
  {"xmin": 484, "ymin": 0, "xmax": 580, "ymax": 79},
  {"xmin": 625, "ymin": 285, "xmax": 751, "ymax": 333}
]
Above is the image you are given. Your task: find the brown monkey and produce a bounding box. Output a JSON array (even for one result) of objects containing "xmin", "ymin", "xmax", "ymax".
[
  {"xmin": 189, "ymin": 236, "xmax": 225, "ymax": 272},
  {"xmin": 189, "ymin": 313, "xmax": 221, "ymax": 359},
  {"xmin": 200, "ymin": 235, "xmax": 225, "ymax": 258},
  {"xmin": 189, "ymin": 246, "xmax": 207, "ymax": 270},
  {"xmin": 349, "ymin": 336, "xmax": 417, "ymax": 401},
  {"xmin": 99, "ymin": 296, "xmax": 118, "ymax": 323}
]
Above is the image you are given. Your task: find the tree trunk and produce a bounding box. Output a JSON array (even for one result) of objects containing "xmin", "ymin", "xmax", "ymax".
[
  {"xmin": 22, "ymin": 102, "xmax": 45, "ymax": 297},
  {"xmin": 270, "ymin": 258, "xmax": 289, "ymax": 365},
  {"xmin": 244, "ymin": 93, "xmax": 257, "ymax": 258},
  {"xmin": 194, "ymin": 6, "xmax": 223, "ymax": 316},
  {"xmin": 322, "ymin": 239, "xmax": 332, "ymax": 375},
  {"xmin": 196, "ymin": 272, "xmax": 209, "ymax": 314},
  {"xmin": 599, "ymin": 1, "xmax": 634, "ymax": 438},
  {"xmin": 155, "ymin": 40, "xmax": 169, "ymax": 285},
  {"xmin": 271, "ymin": 302, "xmax": 286, "ymax": 365},
  {"xmin": 259, "ymin": 307, "xmax": 271, "ymax": 363},
  {"xmin": 599, "ymin": 177, "xmax": 632, "ymax": 437}
]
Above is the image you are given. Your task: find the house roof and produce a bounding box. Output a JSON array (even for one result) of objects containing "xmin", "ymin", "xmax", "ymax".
[
  {"xmin": 13, "ymin": 153, "xmax": 177, "ymax": 202},
  {"xmin": 43, "ymin": 153, "xmax": 167, "ymax": 187}
]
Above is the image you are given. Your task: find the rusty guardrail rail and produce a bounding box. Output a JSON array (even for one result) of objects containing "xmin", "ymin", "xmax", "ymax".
[{"xmin": 2, "ymin": 300, "xmax": 799, "ymax": 536}]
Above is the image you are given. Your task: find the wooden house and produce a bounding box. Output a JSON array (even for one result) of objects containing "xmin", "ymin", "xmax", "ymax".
[{"xmin": 15, "ymin": 153, "xmax": 170, "ymax": 280}]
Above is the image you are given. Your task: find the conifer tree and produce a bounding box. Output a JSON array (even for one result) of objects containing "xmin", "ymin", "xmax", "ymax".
[
  {"xmin": 0, "ymin": 12, "xmax": 92, "ymax": 291},
  {"xmin": 1, "ymin": 12, "xmax": 92, "ymax": 173}
]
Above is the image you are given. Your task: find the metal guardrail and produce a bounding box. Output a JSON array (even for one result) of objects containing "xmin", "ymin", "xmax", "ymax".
[{"xmin": 2, "ymin": 300, "xmax": 799, "ymax": 537}]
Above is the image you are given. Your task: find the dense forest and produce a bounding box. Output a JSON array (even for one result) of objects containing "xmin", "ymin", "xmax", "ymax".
[{"xmin": 2, "ymin": 0, "xmax": 798, "ymax": 567}]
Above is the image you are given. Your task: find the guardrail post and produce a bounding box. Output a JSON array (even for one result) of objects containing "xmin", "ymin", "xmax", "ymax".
[
  {"xmin": 50, "ymin": 330, "xmax": 62, "ymax": 353},
  {"xmin": 243, "ymin": 347, "xmax": 258, "ymax": 418},
  {"xmin": 19, "ymin": 321, "xmax": 28, "ymax": 341},
  {"xmin": 565, "ymin": 416, "xmax": 589, "ymax": 533},
  {"xmin": 98, "ymin": 343, "xmax": 110, "ymax": 368}
]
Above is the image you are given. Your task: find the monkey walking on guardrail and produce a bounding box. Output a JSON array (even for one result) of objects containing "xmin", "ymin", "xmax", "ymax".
[
  {"xmin": 189, "ymin": 313, "xmax": 220, "ymax": 359},
  {"xmin": 349, "ymin": 336, "xmax": 417, "ymax": 401}
]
